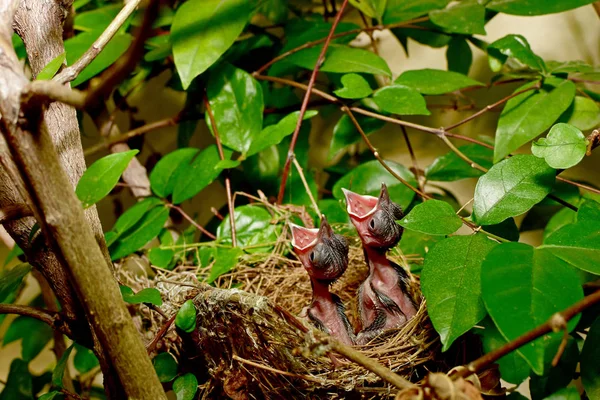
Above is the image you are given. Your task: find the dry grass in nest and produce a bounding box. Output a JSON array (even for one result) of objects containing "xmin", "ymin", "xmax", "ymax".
[{"xmin": 118, "ymin": 203, "xmax": 443, "ymax": 398}]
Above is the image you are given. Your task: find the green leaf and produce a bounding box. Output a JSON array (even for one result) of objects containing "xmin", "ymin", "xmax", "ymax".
[
  {"xmin": 120, "ymin": 286, "xmax": 163, "ymax": 306},
  {"xmin": 328, "ymin": 114, "xmax": 385, "ymax": 160},
  {"xmin": 481, "ymin": 242, "xmax": 583, "ymax": 374},
  {"xmin": 399, "ymin": 200, "xmax": 462, "ymax": 235},
  {"xmin": 38, "ymin": 391, "xmax": 61, "ymax": 400},
  {"xmin": 217, "ymin": 205, "xmax": 277, "ymax": 252},
  {"xmin": 422, "ymin": 235, "xmax": 497, "ymax": 351},
  {"xmin": 173, "ymin": 373, "xmax": 198, "ymax": 400},
  {"xmin": 477, "ymin": 317, "xmax": 530, "ymax": 384},
  {"xmin": 108, "ymin": 201, "xmax": 170, "ymax": 260},
  {"xmin": 4, "ymin": 316, "xmax": 53, "ymax": 362},
  {"xmin": 214, "ymin": 159, "xmax": 241, "ymax": 170},
  {"xmin": 207, "ymin": 247, "xmax": 243, "ymax": 283},
  {"xmin": 152, "ymin": 352, "xmax": 178, "ymax": 382},
  {"xmin": 399, "ymin": 230, "xmax": 443, "ymax": 273},
  {"xmin": 384, "ymin": 0, "xmax": 450, "ymax": 23},
  {"xmin": 372, "ymin": 85, "xmax": 430, "ymax": 115},
  {"xmin": 532, "ymin": 123, "xmax": 587, "ymax": 169},
  {"xmin": 206, "ymin": 64, "xmax": 264, "ymax": 155},
  {"xmin": 430, "ymin": 1, "xmax": 486, "ymax": 35},
  {"xmin": 487, "ymin": 0, "xmax": 595, "ymax": 16},
  {"xmin": 543, "ymin": 207, "xmax": 577, "ymax": 241},
  {"xmin": 446, "ymin": 37, "xmax": 472, "ymax": 75},
  {"xmin": 473, "ymin": 155, "xmax": 555, "ymax": 225},
  {"xmin": 285, "ymin": 45, "xmax": 392, "ymax": 76},
  {"xmin": 175, "ymin": 299, "xmax": 197, "ymax": 333},
  {"xmin": 171, "ymin": 145, "xmax": 232, "ymax": 204},
  {"xmin": 540, "ymin": 220, "xmax": 600, "ymax": 275},
  {"xmin": 4, "ymin": 243, "xmax": 24, "ymax": 266},
  {"xmin": 74, "ymin": 4, "xmax": 122, "ymax": 32},
  {"xmin": 172, "ymin": 0, "xmax": 253, "ymax": 88},
  {"xmin": 558, "ymin": 96, "xmax": 600, "ymax": 131},
  {"xmin": 65, "ymin": 31, "xmax": 132, "ymax": 87},
  {"xmin": 316, "ymin": 199, "xmax": 350, "ymax": 225},
  {"xmin": 541, "ymin": 388, "xmax": 581, "ymax": 400},
  {"xmin": 482, "ymin": 218, "xmax": 520, "ymax": 242},
  {"xmin": 0, "ymin": 359, "xmax": 33, "ymax": 400},
  {"xmin": 150, "ymin": 148, "xmax": 199, "ymax": 198},
  {"xmin": 73, "ymin": 343, "xmax": 99, "ymax": 374},
  {"xmin": 75, "ymin": 150, "xmax": 138, "ymax": 208},
  {"xmin": 177, "ymin": 120, "xmax": 197, "ymax": 149},
  {"xmin": 425, "ymin": 144, "xmax": 493, "ymax": 182},
  {"xmin": 149, "ymin": 229, "xmax": 176, "ymax": 269},
  {"xmin": 581, "ymin": 317, "xmax": 600, "ymax": 399},
  {"xmin": 0, "ymin": 263, "xmax": 31, "ymax": 303},
  {"xmin": 36, "ymin": 53, "xmax": 66, "ymax": 81},
  {"xmin": 247, "ymin": 110, "xmax": 318, "ymax": 157},
  {"xmin": 488, "ymin": 34, "xmax": 546, "ymax": 72},
  {"xmin": 494, "ymin": 79, "xmax": 576, "ymax": 162},
  {"xmin": 52, "ymin": 344, "xmax": 74, "ymax": 388},
  {"xmin": 394, "ymin": 68, "xmax": 484, "ymax": 95},
  {"xmin": 530, "ymin": 337, "xmax": 579, "ymax": 400},
  {"xmin": 349, "ymin": 0, "xmax": 378, "ymax": 18},
  {"xmin": 334, "ymin": 74, "xmax": 373, "ymax": 99},
  {"xmin": 333, "ymin": 160, "xmax": 417, "ymax": 209}
]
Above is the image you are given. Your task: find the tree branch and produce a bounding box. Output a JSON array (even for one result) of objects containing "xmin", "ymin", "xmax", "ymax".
[
  {"xmin": 53, "ymin": 0, "xmax": 142, "ymax": 84},
  {"xmin": 0, "ymin": 303, "xmax": 72, "ymax": 336},
  {"xmin": 276, "ymin": 0, "xmax": 350, "ymax": 204},
  {"xmin": 452, "ymin": 289, "xmax": 600, "ymax": 380}
]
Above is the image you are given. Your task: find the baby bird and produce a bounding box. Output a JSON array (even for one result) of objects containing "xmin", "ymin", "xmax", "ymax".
[
  {"xmin": 290, "ymin": 216, "xmax": 355, "ymax": 345},
  {"xmin": 342, "ymin": 183, "xmax": 417, "ymax": 344}
]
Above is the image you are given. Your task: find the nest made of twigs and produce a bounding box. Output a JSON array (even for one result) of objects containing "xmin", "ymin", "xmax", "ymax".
[{"xmin": 117, "ymin": 204, "xmax": 443, "ymax": 399}]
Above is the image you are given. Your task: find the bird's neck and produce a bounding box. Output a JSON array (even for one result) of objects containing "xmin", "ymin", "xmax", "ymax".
[
  {"xmin": 363, "ymin": 246, "xmax": 393, "ymax": 275},
  {"xmin": 310, "ymin": 277, "xmax": 333, "ymax": 303}
]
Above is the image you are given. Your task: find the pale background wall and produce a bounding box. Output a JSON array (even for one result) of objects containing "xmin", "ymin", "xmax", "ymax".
[{"xmin": 1, "ymin": 4, "xmax": 598, "ymax": 395}]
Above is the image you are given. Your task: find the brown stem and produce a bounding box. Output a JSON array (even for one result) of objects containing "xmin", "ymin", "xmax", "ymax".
[
  {"xmin": 0, "ymin": 203, "xmax": 33, "ymax": 223},
  {"xmin": 84, "ymin": 116, "xmax": 178, "ymax": 156},
  {"xmin": 168, "ymin": 204, "xmax": 216, "ymax": 240},
  {"xmin": 276, "ymin": 0, "xmax": 350, "ymax": 204},
  {"xmin": 253, "ymin": 16, "xmax": 429, "ymax": 75},
  {"xmin": 444, "ymin": 83, "xmax": 541, "ymax": 131},
  {"xmin": 452, "ymin": 289, "xmax": 600, "ymax": 380},
  {"xmin": 0, "ymin": 303, "xmax": 71, "ymax": 334},
  {"xmin": 146, "ymin": 313, "xmax": 176, "ymax": 354},
  {"xmin": 399, "ymin": 123, "xmax": 424, "ymax": 192},
  {"xmin": 203, "ymin": 94, "xmax": 237, "ymax": 246},
  {"xmin": 233, "ymin": 354, "xmax": 324, "ymax": 383}
]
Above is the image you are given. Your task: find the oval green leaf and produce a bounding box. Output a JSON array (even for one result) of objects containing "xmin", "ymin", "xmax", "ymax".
[
  {"xmin": 172, "ymin": 0, "xmax": 253, "ymax": 89},
  {"xmin": 150, "ymin": 148, "xmax": 199, "ymax": 198},
  {"xmin": 488, "ymin": 34, "xmax": 546, "ymax": 72},
  {"xmin": 206, "ymin": 63, "xmax": 264, "ymax": 155},
  {"xmin": 559, "ymin": 96, "xmax": 600, "ymax": 131},
  {"xmin": 481, "ymin": 242, "xmax": 583, "ymax": 375},
  {"xmin": 36, "ymin": 52, "xmax": 66, "ymax": 80},
  {"xmin": 173, "ymin": 373, "xmax": 198, "ymax": 400},
  {"xmin": 422, "ymin": 234, "xmax": 498, "ymax": 351},
  {"xmin": 120, "ymin": 286, "xmax": 163, "ymax": 306},
  {"xmin": 394, "ymin": 68, "xmax": 484, "ymax": 95},
  {"xmin": 76, "ymin": 150, "xmax": 138, "ymax": 208},
  {"xmin": 540, "ymin": 220, "xmax": 600, "ymax": 275},
  {"xmin": 217, "ymin": 205, "xmax": 278, "ymax": 252},
  {"xmin": 399, "ymin": 200, "xmax": 462, "ymax": 235},
  {"xmin": 430, "ymin": 2, "xmax": 486, "ymax": 35},
  {"xmin": 425, "ymin": 144, "xmax": 493, "ymax": 182},
  {"xmin": 175, "ymin": 299, "xmax": 197, "ymax": 333},
  {"xmin": 446, "ymin": 37, "xmax": 472, "ymax": 75},
  {"xmin": 372, "ymin": 85, "xmax": 430, "ymax": 115},
  {"xmin": 334, "ymin": 73, "xmax": 373, "ymax": 99},
  {"xmin": 73, "ymin": 343, "xmax": 99, "ymax": 374},
  {"xmin": 207, "ymin": 247, "xmax": 243, "ymax": 283},
  {"xmin": 285, "ymin": 44, "xmax": 392, "ymax": 76},
  {"xmin": 473, "ymin": 155, "xmax": 555, "ymax": 225},
  {"xmin": 532, "ymin": 123, "xmax": 587, "ymax": 169},
  {"xmin": 581, "ymin": 317, "xmax": 600, "ymax": 399},
  {"xmin": 332, "ymin": 160, "xmax": 417, "ymax": 209},
  {"xmin": 494, "ymin": 78, "xmax": 576, "ymax": 162},
  {"xmin": 52, "ymin": 344, "xmax": 75, "ymax": 388},
  {"xmin": 152, "ymin": 352, "xmax": 178, "ymax": 382},
  {"xmin": 328, "ymin": 114, "xmax": 385, "ymax": 160},
  {"xmin": 487, "ymin": 0, "xmax": 595, "ymax": 16}
]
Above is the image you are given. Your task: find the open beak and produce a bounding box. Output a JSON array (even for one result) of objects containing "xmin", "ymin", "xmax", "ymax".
[
  {"xmin": 317, "ymin": 215, "xmax": 334, "ymax": 240},
  {"xmin": 341, "ymin": 188, "xmax": 379, "ymax": 220},
  {"xmin": 289, "ymin": 223, "xmax": 319, "ymax": 252}
]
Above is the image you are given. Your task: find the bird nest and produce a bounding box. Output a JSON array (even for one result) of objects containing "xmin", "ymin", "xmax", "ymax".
[{"xmin": 117, "ymin": 206, "xmax": 449, "ymax": 399}]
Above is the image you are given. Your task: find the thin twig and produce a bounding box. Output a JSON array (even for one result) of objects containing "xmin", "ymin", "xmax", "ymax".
[
  {"xmin": 84, "ymin": 116, "xmax": 178, "ymax": 156},
  {"xmin": 0, "ymin": 203, "xmax": 33, "ymax": 223},
  {"xmin": 168, "ymin": 204, "xmax": 216, "ymax": 240},
  {"xmin": 54, "ymin": 0, "xmax": 142, "ymax": 84},
  {"xmin": 232, "ymin": 355, "xmax": 323, "ymax": 384},
  {"xmin": 0, "ymin": 303, "xmax": 71, "ymax": 335},
  {"xmin": 203, "ymin": 95, "xmax": 237, "ymax": 247},
  {"xmin": 276, "ymin": 0, "xmax": 350, "ymax": 204},
  {"xmin": 444, "ymin": 82, "xmax": 541, "ymax": 131},
  {"xmin": 292, "ymin": 157, "xmax": 320, "ymax": 216},
  {"xmin": 398, "ymin": 123, "xmax": 424, "ymax": 192},
  {"xmin": 551, "ymin": 326, "xmax": 569, "ymax": 367},
  {"xmin": 146, "ymin": 314, "xmax": 176, "ymax": 354},
  {"xmin": 452, "ymin": 289, "xmax": 600, "ymax": 380},
  {"xmin": 253, "ymin": 16, "xmax": 429, "ymax": 75}
]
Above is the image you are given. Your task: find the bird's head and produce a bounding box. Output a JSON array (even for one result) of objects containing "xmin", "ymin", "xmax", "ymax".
[
  {"xmin": 290, "ymin": 216, "xmax": 349, "ymax": 283},
  {"xmin": 342, "ymin": 183, "xmax": 404, "ymax": 250}
]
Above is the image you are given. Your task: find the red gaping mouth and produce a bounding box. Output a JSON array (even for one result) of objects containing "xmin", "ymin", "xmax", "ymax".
[
  {"xmin": 342, "ymin": 188, "xmax": 378, "ymax": 220},
  {"xmin": 289, "ymin": 224, "xmax": 319, "ymax": 251}
]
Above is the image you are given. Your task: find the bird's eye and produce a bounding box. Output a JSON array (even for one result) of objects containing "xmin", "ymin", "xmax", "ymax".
[
  {"xmin": 309, "ymin": 251, "xmax": 315, "ymax": 262},
  {"xmin": 369, "ymin": 219, "xmax": 375, "ymax": 229}
]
